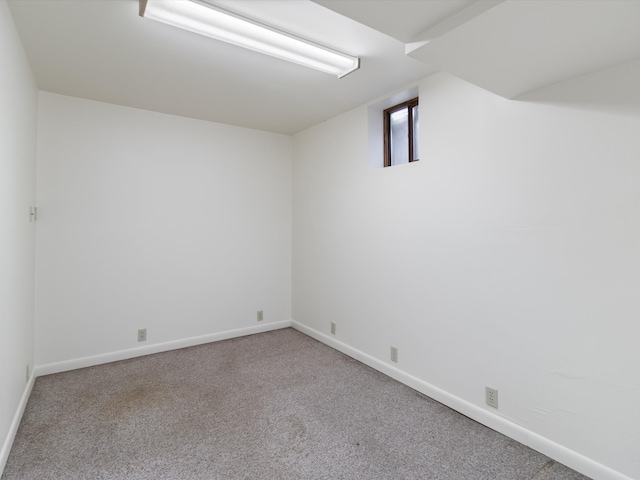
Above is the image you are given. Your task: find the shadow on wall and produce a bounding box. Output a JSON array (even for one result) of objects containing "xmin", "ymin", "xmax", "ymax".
[{"xmin": 514, "ymin": 57, "xmax": 640, "ymax": 118}]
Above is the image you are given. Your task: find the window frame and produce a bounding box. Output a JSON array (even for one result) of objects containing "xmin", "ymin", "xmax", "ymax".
[{"xmin": 383, "ymin": 97, "xmax": 419, "ymax": 168}]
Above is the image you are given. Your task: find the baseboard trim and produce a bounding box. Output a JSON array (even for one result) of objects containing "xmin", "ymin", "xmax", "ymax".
[
  {"xmin": 36, "ymin": 320, "xmax": 292, "ymax": 377},
  {"xmin": 0, "ymin": 371, "xmax": 36, "ymax": 476},
  {"xmin": 291, "ymin": 320, "xmax": 631, "ymax": 480}
]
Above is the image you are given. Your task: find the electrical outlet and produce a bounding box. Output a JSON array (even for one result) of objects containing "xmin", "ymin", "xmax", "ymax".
[
  {"xmin": 486, "ymin": 386, "xmax": 498, "ymax": 408},
  {"xmin": 138, "ymin": 328, "xmax": 147, "ymax": 342},
  {"xmin": 257, "ymin": 310, "xmax": 263, "ymax": 322},
  {"xmin": 330, "ymin": 322, "xmax": 336, "ymax": 335},
  {"xmin": 390, "ymin": 346, "xmax": 398, "ymax": 363}
]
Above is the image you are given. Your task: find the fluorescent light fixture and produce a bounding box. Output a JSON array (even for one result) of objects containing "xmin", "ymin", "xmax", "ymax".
[{"xmin": 139, "ymin": 0, "xmax": 360, "ymax": 78}]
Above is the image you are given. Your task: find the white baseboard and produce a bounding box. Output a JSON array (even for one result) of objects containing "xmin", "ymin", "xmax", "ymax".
[
  {"xmin": 0, "ymin": 371, "xmax": 36, "ymax": 476},
  {"xmin": 36, "ymin": 320, "xmax": 292, "ymax": 377},
  {"xmin": 291, "ymin": 320, "xmax": 631, "ymax": 480}
]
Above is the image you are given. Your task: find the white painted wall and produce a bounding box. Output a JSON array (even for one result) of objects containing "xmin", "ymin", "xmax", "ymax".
[
  {"xmin": 292, "ymin": 61, "xmax": 640, "ymax": 480},
  {"xmin": 0, "ymin": 0, "xmax": 37, "ymax": 471},
  {"xmin": 36, "ymin": 93, "xmax": 292, "ymax": 367}
]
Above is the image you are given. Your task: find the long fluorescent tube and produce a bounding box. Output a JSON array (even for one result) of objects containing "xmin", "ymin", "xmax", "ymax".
[{"xmin": 139, "ymin": 0, "xmax": 360, "ymax": 78}]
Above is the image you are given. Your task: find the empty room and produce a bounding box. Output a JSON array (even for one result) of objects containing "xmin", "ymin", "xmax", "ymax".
[{"xmin": 1, "ymin": 0, "xmax": 639, "ymax": 479}]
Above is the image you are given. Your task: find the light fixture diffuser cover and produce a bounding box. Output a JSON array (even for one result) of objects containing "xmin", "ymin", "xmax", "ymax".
[{"xmin": 139, "ymin": 0, "xmax": 360, "ymax": 78}]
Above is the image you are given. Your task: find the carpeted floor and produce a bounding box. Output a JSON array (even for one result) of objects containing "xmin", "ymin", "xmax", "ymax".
[{"xmin": 3, "ymin": 328, "xmax": 590, "ymax": 479}]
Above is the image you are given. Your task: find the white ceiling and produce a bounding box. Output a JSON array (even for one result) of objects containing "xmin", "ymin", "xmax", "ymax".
[
  {"xmin": 7, "ymin": 0, "xmax": 640, "ymax": 135},
  {"xmin": 313, "ymin": 0, "xmax": 477, "ymax": 44},
  {"xmin": 407, "ymin": 0, "xmax": 640, "ymax": 99}
]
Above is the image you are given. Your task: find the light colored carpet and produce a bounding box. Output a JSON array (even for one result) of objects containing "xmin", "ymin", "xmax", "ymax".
[{"xmin": 3, "ymin": 328, "xmax": 590, "ymax": 479}]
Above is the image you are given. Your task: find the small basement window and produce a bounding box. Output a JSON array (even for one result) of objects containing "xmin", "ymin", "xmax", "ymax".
[{"xmin": 383, "ymin": 97, "xmax": 419, "ymax": 167}]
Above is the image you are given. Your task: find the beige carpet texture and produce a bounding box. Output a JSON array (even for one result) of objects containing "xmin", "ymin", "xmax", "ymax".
[{"xmin": 3, "ymin": 328, "xmax": 590, "ymax": 479}]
